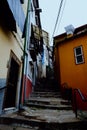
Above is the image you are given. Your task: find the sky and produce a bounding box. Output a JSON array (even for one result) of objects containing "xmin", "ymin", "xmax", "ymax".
[{"xmin": 39, "ymin": 0, "xmax": 87, "ymax": 45}]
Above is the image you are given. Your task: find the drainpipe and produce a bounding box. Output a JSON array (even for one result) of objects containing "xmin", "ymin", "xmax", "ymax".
[{"xmin": 19, "ymin": 0, "xmax": 31, "ymax": 110}]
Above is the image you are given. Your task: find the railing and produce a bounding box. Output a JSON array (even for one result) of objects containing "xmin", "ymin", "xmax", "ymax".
[
  {"xmin": 0, "ymin": 87, "xmax": 6, "ymax": 91},
  {"xmin": 0, "ymin": 82, "xmax": 14, "ymax": 91},
  {"xmin": 72, "ymin": 89, "xmax": 87, "ymax": 118}
]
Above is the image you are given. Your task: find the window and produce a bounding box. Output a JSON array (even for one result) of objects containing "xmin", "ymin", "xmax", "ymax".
[
  {"xmin": 35, "ymin": 15, "xmax": 39, "ymax": 26},
  {"xmin": 20, "ymin": 0, "xmax": 24, "ymax": 4},
  {"xmin": 74, "ymin": 46, "xmax": 84, "ymax": 64}
]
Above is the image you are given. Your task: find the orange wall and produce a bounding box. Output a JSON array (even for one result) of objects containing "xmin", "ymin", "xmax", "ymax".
[{"xmin": 55, "ymin": 35, "xmax": 87, "ymax": 94}]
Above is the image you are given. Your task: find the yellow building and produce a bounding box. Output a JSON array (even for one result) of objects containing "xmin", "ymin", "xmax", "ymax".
[
  {"xmin": 0, "ymin": 0, "xmax": 27, "ymax": 112},
  {"xmin": 54, "ymin": 24, "xmax": 87, "ymax": 97},
  {"xmin": 0, "ymin": 0, "xmax": 43, "ymax": 113}
]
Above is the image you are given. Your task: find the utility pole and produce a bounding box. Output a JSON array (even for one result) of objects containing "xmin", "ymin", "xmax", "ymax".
[{"xmin": 19, "ymin": 0, "xmax": 31, "ymax": 110}]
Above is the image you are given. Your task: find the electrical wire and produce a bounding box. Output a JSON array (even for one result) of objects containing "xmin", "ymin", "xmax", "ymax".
[
  {"xmin": 55, "ymin": 0, "xmax": 67, "ymax": 35},
  {"xmin": 50, "ymin": 0, "xmax": 65, "ymax": 44}
]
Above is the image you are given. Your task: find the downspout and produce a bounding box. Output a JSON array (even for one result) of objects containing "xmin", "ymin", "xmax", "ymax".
[{"xmin": 19, "ymin": 0, "xmax": 31, "ymax": 110}]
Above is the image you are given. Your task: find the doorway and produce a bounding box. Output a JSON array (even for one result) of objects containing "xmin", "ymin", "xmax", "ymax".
[{"xmin": 4, "ymin": 51, "xmax": 20, "ymax": 108}]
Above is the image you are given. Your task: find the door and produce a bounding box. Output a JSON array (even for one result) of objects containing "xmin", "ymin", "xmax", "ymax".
[{"xmin": 4, "ymin": 52, "xmax": 20, "ymax": 108}]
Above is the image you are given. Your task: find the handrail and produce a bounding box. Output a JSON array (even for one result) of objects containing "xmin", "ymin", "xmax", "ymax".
[
  {"xmin": 0, "ymin": 86, "xmax": 7, "ymax": 91},
  {"xmin": 74, "ymin": 89, "xmax": 87, "ymax": 101},
  {"xmin": 0, "ymin": 83, "xmax": 14, "ymax": 91},
  {"xmin": 73, "ymin": 88, "xmax": 87, "ymax": 117}
]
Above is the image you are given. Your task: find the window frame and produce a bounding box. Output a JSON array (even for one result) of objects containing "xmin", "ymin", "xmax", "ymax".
[{"xmin": 74, "ymin": 45, "xmax": 84, "ymax": 65}]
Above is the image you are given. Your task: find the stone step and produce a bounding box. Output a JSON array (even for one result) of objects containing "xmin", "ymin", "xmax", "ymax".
[
  {"xmin": 0, "ymin": 124, "xmax": 37, "ymax": 130},
  {"xmin": 34, "ymin": 79, "xmax": 59, "ymax": 92},
  {"xmin": 30, "ymin": 91, "xmax": 61, "ymax": 98},
  {"xmin": 31, "ymin": 91, "xmax": 61, "ymax": 94},
  {"xmin": 26, "ymin": 102, "xmax": 72, "ymax": 110},
  {"xmin": 0, "ymin": 109, "xmax": 87, "ymax": 130},
  {"xmin": 28, "ymin": 97, "xmax": 71, "ymax": 105},
  {"xmin": 26, "ymin": 97, "xmax": 72, "ymax": 110},
  {"xmin": 34, "ymin": 88, "xmax": 59, "ymax": 92}
]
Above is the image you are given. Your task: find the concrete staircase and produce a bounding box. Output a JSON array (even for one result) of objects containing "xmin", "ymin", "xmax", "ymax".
[
  {"xmin": 24, "ymin": 90, "xmax": 87, "ymax": 130},
  {"xmin": 26, "ymin": 91, "xmax": 72, "ymax": 110},
  {"xmin": 34, "ymin": 77, "xmax": 59, "ymax": 92},
  {"xmin": 0, "ymin": 78, "xmax": 87, "ymax": 130}
]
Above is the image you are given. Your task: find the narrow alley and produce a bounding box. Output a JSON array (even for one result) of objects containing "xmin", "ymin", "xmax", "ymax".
[
  {"xmin": 0, "ymin": 0, "xmax": 87, "ymax": 130},
  {"xmin": 0, "ymin": 77, "xmax": 87, "ymax": 130}
]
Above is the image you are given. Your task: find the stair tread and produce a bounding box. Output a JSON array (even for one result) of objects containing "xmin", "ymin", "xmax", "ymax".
[
  {"xmin": 20, "ymin": 108, "xmax": 82, "ymax": 124},
  {"xmin": 28, "ymin": 97, "xmax": 71, "ymax": 105}
]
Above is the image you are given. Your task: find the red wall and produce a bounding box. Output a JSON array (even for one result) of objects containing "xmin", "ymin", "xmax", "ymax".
[{"xmin": 22, "ymin": 75, "xmax": 32, "ymax": 104}]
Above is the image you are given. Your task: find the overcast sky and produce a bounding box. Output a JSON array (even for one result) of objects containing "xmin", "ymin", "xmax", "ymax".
[{"xmin": 39, "ymin": 0, "xmax": 87, "ymax": 45}]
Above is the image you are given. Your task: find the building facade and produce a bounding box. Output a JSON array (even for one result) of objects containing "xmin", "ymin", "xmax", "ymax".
[
  {"xmin": 0, "ymin": 0, "xmax": 27, "ymax": 113},
  {"xmin": 54, "ymin": 24, "xmax": 87, "ymax": 113},
  {"xmin": 41, "ymin": 30, "xmax": 49, "ymax": 78},
  {"xmin": 0, "ymin": 0, "xmax": 43, "ymax": 114}
]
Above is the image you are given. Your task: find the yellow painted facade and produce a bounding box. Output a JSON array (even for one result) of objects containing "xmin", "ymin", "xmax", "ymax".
[
  {"xmin": 0, "ymin": 26, "xmax": 23, "ymax": 79},
  {"xmin": 0, "ymin": 0, "xmax": 28, "ymax": 80},
  {"xmin": 54, "ymin": 28, "xmax": 87, "ymax": 94},
  {"xmin": 0, "ymin": 0, "xmax": 30, "ymax": 111}
]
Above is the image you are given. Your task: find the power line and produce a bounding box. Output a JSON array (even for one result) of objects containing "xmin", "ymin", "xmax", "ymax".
[
  {"xmin": 50, "ymin": 0, "xmax": 65, "ymax": 44},
  {"xmin": 52, "ymin": 0, "xmax": 64, "ymax": 36},
  {"xmin": 56, "ymin": 0, "xmax": 67, "ymax": 34}
]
